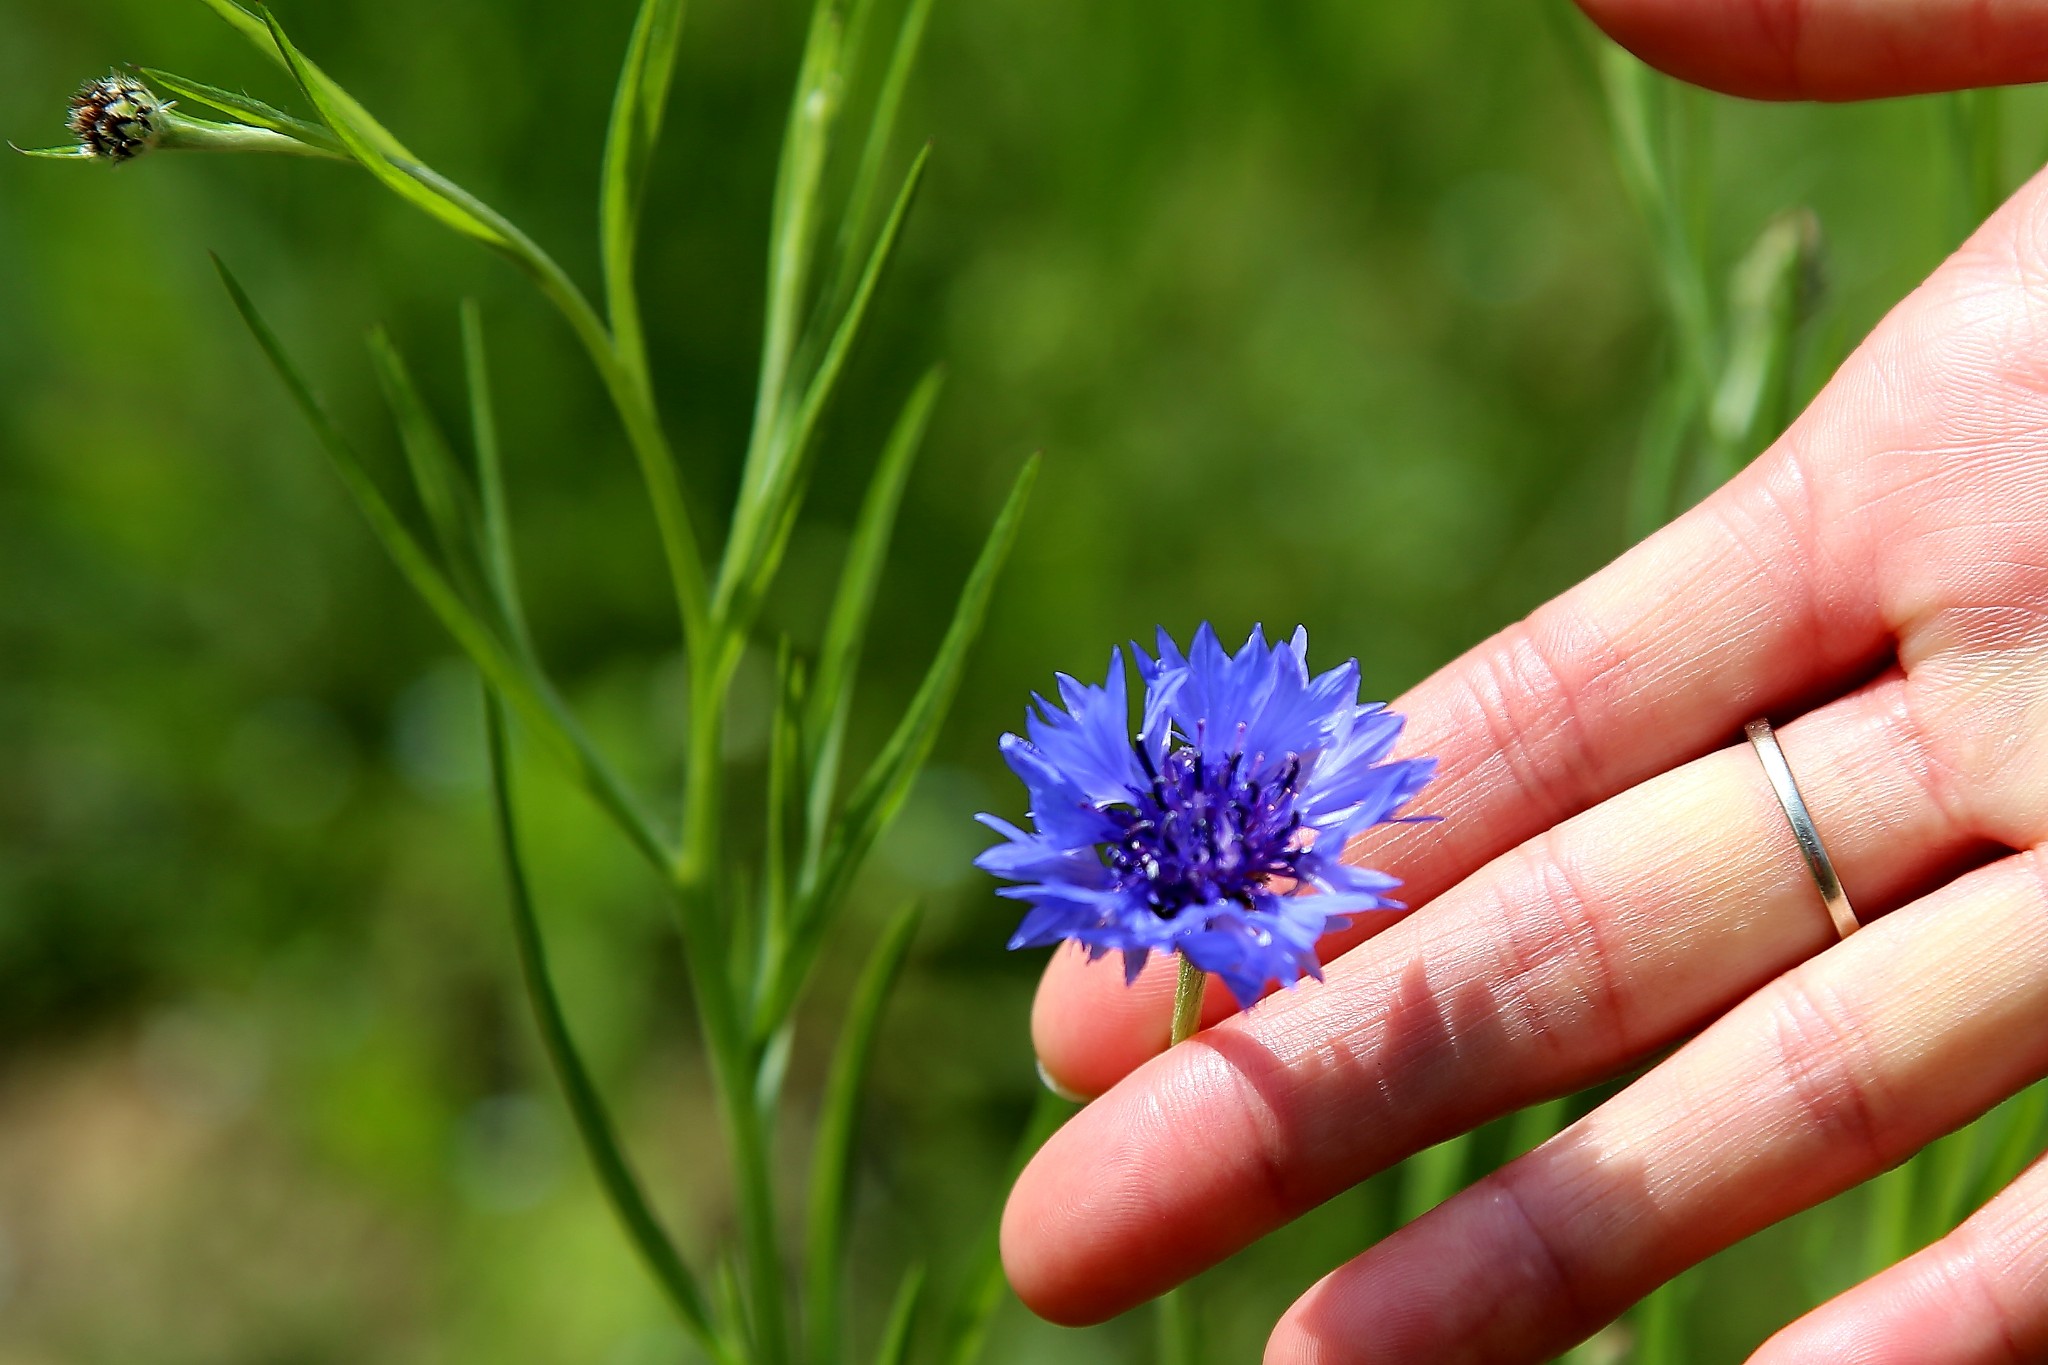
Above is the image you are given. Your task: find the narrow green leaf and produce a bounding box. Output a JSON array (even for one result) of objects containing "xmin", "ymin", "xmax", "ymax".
[
  {"xmin": 1704, "ymin": 209, "xmax": 1822, "ymax": 485},
  {"xmin": 1967, "ymin": 1081, "xmax": 2048, "ymax": 1215},
  {"xmin": 747, "ymin": 0, "xmax": 848, "ymax": 468},
  {"xmin": 484, "ymin": 695, "xmax": 726, "ymax": 1358},
  {"xmin": 600, "ymin": 0, "xmax": 689, "ymax": 379},
  {"xmin": 761, "ymin": 453, "xmax": 1037, "ymax": 1034},
  {"xmin": 365, "ymin": 328, "xmax": 484, "ymax": 566},
  {"xmin": 805, "ymin": 901, "xmax": 922, "ymax": 1365},
  {"xmin": 260, "ymin": 7, "xmax": 508, "ymax": 248},
  {"xmin": 461, "ymin": 300, "xmax": 533, "ymax": 656},
  {"xmin": 802, "ymin": 368, "xmax": 944, "ymax": 878},
  {"xmin": 720, "ymin": 145, "xmax": 931, "ymax": 635},
  {"xmin": 1625, "ymin": 365, "xmax": 1701, "ymax": 541},
  {"xmin": 940, "ymin": 1088, "xmax": 1069, "ymax": 1365},
  {"xmin": 199, "ymin": 0, "xmax": 416, "ymax": 162},
  {"xmin": 871, "ymin": 1264, "xmax": 926, "ymax": 1365},
  {"xmin": 1632, "ymin": 1275, "xmax": 1692, "ymax": 1365},
  {"xmin": 10, "ymin": 145, "xmax": 92, "ymax": 159},
  {"xmin": 1864, "ymin": 1160, "xmax": 1917, "ymax": 1277},
  {"xmin": 138, "ymin": 67, "xmax": 339, "ymax": 149},
  {"xmin": 824, "ymin": 0, "xmax": 937, "ymax": 316},
  {"xmin": 215, "ymin": 256, "xmax": 675, "ymax": 874}
]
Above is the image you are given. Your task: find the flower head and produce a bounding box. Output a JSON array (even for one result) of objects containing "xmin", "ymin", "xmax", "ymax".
[
  {"xmin": 979, "ymin": 624, "xmax": 1435, "ymax": 1007},
  {"xmin": 67, "ymin": 74, "xmax": 166, "ymax": 163}
]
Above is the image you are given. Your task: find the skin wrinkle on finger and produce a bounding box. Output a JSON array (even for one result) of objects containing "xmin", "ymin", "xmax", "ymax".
[
  {"xmin": 1267, "ymin": 853, "xmax": 2048, "ymax": 1365},
  {"xmin": 1005, "ymin": 680, "xmax": 1977, "ymax": 1323}
]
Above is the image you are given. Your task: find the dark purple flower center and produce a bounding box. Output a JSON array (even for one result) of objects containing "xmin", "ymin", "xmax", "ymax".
[{"xmin": 1102, "ymin": 744, "xmax": 1307, "ymax": 917}]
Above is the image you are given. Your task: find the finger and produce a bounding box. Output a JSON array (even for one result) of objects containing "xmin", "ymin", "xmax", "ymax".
[
  {"xmin": 1030, "ymin": 441, "xmax": 1892, "ymax": 1096},
  {"xmin": 1576, "ymin": 0, "xmax": 2048, "ymax": 101},
  {"xmin": 1265, "ymin": 850, "xmax": 2048, "ymax": 1365},
  {"xmin": 1006, "ymin": 675, "xmax": 1987, "ymax": 1323},
  {"xmin": 1751, "ymin": 1146, "xmax": 2048, "ymax": 1364}
]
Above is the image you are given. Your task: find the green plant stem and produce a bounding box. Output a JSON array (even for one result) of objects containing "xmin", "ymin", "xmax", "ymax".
[
  {"xmin": 1170, "ymin": 955, "xmax": 1206, "ymax": 1047},
  {"xmin": 670, "ymin": 652, "xmax": 789, "ymax": 1365}
]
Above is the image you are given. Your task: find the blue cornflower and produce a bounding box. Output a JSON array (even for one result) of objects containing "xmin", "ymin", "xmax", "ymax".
[{"xmin": 978, "ymin": 624, "xmax": 1436, "ymax": 1008}]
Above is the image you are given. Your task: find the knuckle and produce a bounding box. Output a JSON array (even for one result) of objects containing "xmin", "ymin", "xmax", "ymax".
[
  {"xmin": 1761, "ymin": 970, "xmax": 1896, "ymax": 1165},
  {"xmin": 1489, "ymin": 832, "xmax": 1637, "ymax": 1062},
  {"xmin": 1458, "ymin": 616, "xmax": 1616, "ymax": 827}
]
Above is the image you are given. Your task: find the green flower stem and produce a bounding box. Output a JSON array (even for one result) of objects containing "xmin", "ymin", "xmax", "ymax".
[
  {"xmin": 1170, "ymin": 955, "xmax": 1206, "ymax": 1048},
  {"xmin": 161, "ymin": 112, "xmax": 345, "ymax": 158}
]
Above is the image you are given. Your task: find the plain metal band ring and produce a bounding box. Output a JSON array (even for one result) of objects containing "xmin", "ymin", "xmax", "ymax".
[{"xmin": 1745, "ymin": 718, "xmax": 1859, "ymax": 941}]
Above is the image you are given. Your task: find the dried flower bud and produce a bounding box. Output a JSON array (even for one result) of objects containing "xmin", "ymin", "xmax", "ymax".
[{"xmin": 67, "ymin": 73, "xmax": 164, "ymax": 163}]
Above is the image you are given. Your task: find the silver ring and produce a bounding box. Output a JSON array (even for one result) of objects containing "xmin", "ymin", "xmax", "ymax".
[{"xmin": 1745, "ymin": 718, "xmax": 1858, "ymax": 940}]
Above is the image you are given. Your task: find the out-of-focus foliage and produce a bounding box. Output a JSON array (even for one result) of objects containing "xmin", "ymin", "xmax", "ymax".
[{"xmin": 3, "ymin": 1, "xmax": 2046, "ymax": 1361}]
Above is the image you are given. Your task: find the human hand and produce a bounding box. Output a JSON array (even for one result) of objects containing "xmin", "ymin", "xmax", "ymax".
[{"xmin": 1002, "ymin": 4, "xmax": 2048, "ymax": 1359}]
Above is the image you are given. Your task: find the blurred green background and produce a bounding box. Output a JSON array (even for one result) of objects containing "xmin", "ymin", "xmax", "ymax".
[{"xmin": 0, "ymin": 1, "xmax": 2041, "ymax": 1362}]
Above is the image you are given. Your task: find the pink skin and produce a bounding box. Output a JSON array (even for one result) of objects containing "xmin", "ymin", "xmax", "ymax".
[{"xmin": 1005, "ymin": 4, "xmax": 2048, "ymax": 1359}]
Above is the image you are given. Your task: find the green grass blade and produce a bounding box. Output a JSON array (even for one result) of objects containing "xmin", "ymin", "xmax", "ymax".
[
  {"xmin": 940, "ymin": 1088, "xmax": 1070, "ymax": 1365},
  {"xmin": 1967, "ymin": 1081, "xmax": 2048, "ymax": 1214},
  {"xmin": 1632, "ymin": 1276, "xmax": 1691, "ymax": 1365},
  {"xmin": 871, "ymin": 1264, "xmax": 926, "ymax": 1365},
  {"xmin": 1704, "ymin": 209, "xmax": 1822, "ymax": 486},
  {"xmin": 1397, "ymin": 1132, "xmax": 1475, "ymax": 1227},
  {"xmin": 1156, "ymin": 1289, "xmax": 1196, "ymax": 1365},
  {"xmin": 260, "ymin": 7, "xmax": 508, "ymax": 248},
  {"xmin": 198, "ymin": 0, "xmax": 415, "ymax": 162},
  {"xmin": 1863, "ymin": 1160, "xmax": 1917, "ymax": 1278},
  {"xmin": 215, "ymin": 257, "xmax": 675, "ymax": 874},
  {"xmin": 804, "ymin": 901, "xmax": 922, "ymax": 1365},
  {"xmin": 759, "ymin": 453, "xmax": 1036, "ymax": 1033},
  {"xmin": 600, "ymin": 0, "xmax": 688, "ymax": 383},
  {"xmin": 1505, "ymin": 1096, "xmax": 1571, "ymax": 1159},
  {"xmin": 802, "ymin": 367, "xmax": 943, "ymax": 877},
  {"xmin": 719, "ymin": 145, "xmax": 931, "ymax": 633},
  {"xmin": 824, "ymin": 0, "xmax": 936, "ymax": 317},
  {"xmin": 484, "ymin": 695, "xmax": 727, "ymax": 1358},
  {"xmin": 138, "ymin": 67, "xmax": 340, "ymax": 150},
  {"xmin": 12, "ymin": 146, "xmax": 93, "ymax": 159},
  {"xmin": 460, "ymin": 300, "xmax": 534, "ymax": 656}
]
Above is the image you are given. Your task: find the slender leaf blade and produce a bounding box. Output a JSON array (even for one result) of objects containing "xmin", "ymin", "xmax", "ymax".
[
  {"xmin": 825, "ymin": 0, "xmax": 937, "ymax": 313},
  {"xmin": 484, "ymin": 695, "xmax": 724, "ymax": 1355},
  {"xmin": 940, "ymin": 1089, "xmax": 1069, "ymax": 1365},
  {"xmin": 872, "ymin": 1265, "xmax": 926, "ymax": 1365},
  {"xmin": 11, "ymin": 145, "xmax": 92, "ymax": 159},
  {"xmin": 721, "ymin": 145, "xmax": 931, "ymax": 632},
  {"xmin": 214, "ymin": 256, "xmax": 674, "ymax": 873},
  {"xmin": 200, "ymin": 0, "xmax": 417, "ymax": 161},
  {"xmin": 461, "ymin": 300, "xmax": 534, "ymax": 655},
  {"xmin": 762, "ymin": 453, "xmax": 1037, "ymax": 1031},
  {"xmin": 260, "ymin": 7, "xmax": 507, "ymax": 247},
  {"xmin": 600, "ymin": 0, "xmax": 688, "ymax": 371},
  {"xmin": 802, "ymin": 367, "xmax": 943, "ymax": 875},
  {"xmin": 805, "ymin": 901, "xmax": 922, "ymax": 1365},
  {"xmin": 139, "ymin": 67, "xmax": 339, "ymax": 148}
]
